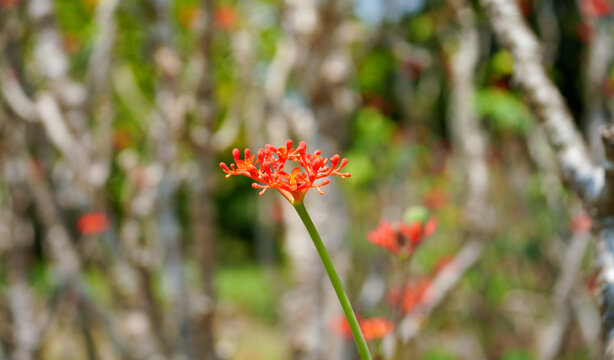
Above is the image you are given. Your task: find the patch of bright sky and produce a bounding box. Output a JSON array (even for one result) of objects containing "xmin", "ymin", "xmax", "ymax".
[{"xmin": 354, "ymin": 0, "xmax": 426, "ymax": 25}]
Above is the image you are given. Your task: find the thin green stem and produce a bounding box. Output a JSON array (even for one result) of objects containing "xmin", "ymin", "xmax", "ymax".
[{"xmin": 293, "ymin": 201, "xmax": 372, "ymax": 360}]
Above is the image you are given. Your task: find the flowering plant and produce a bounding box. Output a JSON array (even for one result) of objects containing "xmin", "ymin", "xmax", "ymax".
[{"xmin": 221, "ymin": 140, "xmax": 371, "ymax": 359}]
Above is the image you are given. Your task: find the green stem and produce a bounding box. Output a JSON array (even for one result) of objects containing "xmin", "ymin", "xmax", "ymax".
[{"xmin": 293, "ymin": 201, "xmax": 372, "ymax": 360}]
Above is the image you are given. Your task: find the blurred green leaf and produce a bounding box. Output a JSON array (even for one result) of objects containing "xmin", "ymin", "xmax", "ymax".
[
  {"xmin": 357, "ymin": 50, "xmax": 393, "ymax": 93},
  {"xmin": 491, "ymin": 50, "xmax": 514, "ymax": 76},
  {"xmin": 476, "ymin": 88, "xmax": 533, "ymax": 134},
  {"xmin": 403, "ymin": 205, "xmax": 430, "ymax": 224},
  {"xmin": 425, "ymin": 349, "xmax": 455, "ymax": 360},
  {"xmin": 215, "ymin": 266, "xmax": 277, "ymax": 320},
  {"xmin": 499, "ymin": 350, "xmax": 533, "ymax": 360}
]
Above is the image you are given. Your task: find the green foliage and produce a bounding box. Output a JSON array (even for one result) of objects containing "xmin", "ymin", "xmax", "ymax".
[
  {"xmin": 215, "ymin": 266, "xmax": 277, "ymax": 320},
  {"xmin": 345, "ymin": 107, "xmax": 398, "ymax": 187},
  {"xmin": 83, "ymin": 267, "xmax": 112, "ymax": 306},
  {"xmin": 407, "ymin": 14, "xmax": 435, "ymax": 44},
  {"xmin": 29, "ymin": 261, "xmax": 54, "ymax": 295},
  {"xmin": 499, "ymin": 350, "xmax": 534, "ymax": 360},
  {"xmin": 357, "ymin": 49, "xmax": 394, "ymax": 93},
  {"xmin": 403, "ymin": 205, "xmax": 430, "ymax": 224},
  {"xmin": 476, "ymin": 88, "xmax": 533, "ymax": 134},
  {"xmin": 490, "ymin": 50, "xmax": 514, "ymax": 77},
  {"xmin": 425, "ymin": 349, "xmax": 455, "ymax": 360},
  {"xmin": 486, "ymin": 271, "xmax": 510, "ymax": 304}
]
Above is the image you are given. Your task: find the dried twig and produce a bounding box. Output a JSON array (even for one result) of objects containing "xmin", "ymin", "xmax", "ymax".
[
  {"xmin": 538, "ymin": 233, "xmax": 591, "ymax": 360},
  {"xmin": 398, "ymin": 241, "xmax": 483, "ymax": 341}
]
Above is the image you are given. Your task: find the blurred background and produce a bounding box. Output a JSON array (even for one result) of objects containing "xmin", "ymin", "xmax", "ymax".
[{"xmin": 0, "ymin": 0, "xmax": 611, "ymax": 359}]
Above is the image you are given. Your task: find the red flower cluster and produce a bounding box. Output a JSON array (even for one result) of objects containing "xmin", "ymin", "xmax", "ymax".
[
  {"xmin": 580, "ymin": 0, "xmax": 613, "ymax": 17},
  {"xmin": 220, "ymin": 140, "xmax": 350, "ymax": 204},
  {"xmin": 367, "ymin": 217, "xmax": 437, "ymax": 256},
  {"xmin": 77, "ymin": 212, "xmax": 110, "ymax": 236},
  {"xmin": 332, "ymin": 315, "xmax": 395, "ymax": 341}
]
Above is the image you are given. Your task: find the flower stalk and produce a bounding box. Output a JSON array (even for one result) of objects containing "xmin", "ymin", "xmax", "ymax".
[
  {"xmin": 293, "ymin": 201, "xmax": 372, "ymax": 360},
  {"xmin": 220, "ymin": 140, "xmax": 369, "ymax": 357}
]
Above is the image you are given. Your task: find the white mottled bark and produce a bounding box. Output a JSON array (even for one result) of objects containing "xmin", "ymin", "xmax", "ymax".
[
  {"xmin": 479, "ymin": 0, "xmax": 603, "ymax": 202},
  {"xmin": 479, "ymin": 0, "xmax": 614, "ymax": 357}
]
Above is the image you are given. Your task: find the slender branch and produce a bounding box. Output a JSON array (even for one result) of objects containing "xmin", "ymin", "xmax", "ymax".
[
  {"xmin": 479, "ymin": 1, "xmax": 614, "ymax": 357},
  {"xmin": 478, "ymin": 0, "xmax": 603, "ymax": 203},
  {"xmin": 398, "ymin": 241, "xmax": 483, "ymax": 341},
  {"xmin": 538, "ymin": 233, "xmax": 591, "ymax": 360}
]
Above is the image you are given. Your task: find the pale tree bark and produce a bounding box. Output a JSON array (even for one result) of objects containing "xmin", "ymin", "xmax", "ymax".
[
  {"xmin": 272, "ymin": 1, "xmax": 356, "ymax": 359},
  {"xmin": 538, "ymin": 231, "xmax": 595, "ymax": 360},
  {"xmin": 396, "ymin": 1, "xmax": 486, "ymax": 352},
  {"xmin": 1, "ymin": 118, "xmax": 42, "ymax": 360},
  {"xmin": 527, "ymin": 112, "xmax": 601, "ymax": 359},
  {"xmin": 478, "ymin": 0, "xmax": 603, "ymax": 202},
  {"xmin": 582, "ymin": 14, "xmax": 612, "ymax": 163},
  {"xmin": 0, "ymin": 2, "xmax": 171, "ymax": 358},
  {"xmin": 186, "ymin": 1, "xmax": 219, "ymax": 358},
  {"xmin": 478, "ymin": 0, "xmax": 614, "ymax": 358}
]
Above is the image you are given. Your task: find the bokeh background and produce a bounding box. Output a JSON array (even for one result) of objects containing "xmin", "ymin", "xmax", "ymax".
[{"xmin": 0, "ymin": 0, "xmax": 611, "ymax": 359}]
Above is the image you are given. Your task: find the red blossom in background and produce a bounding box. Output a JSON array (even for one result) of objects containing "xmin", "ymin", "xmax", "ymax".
[
  {"xmin": 367, "ymin": 221, "xmax": 400, "ymax": 254},
  {"xmin": 77, "ymin": 212, "xmax": 110, "ymax": 236},
  {"xmin": 399, "ymin": 217, "xmax": 437, "ymax": 247},
  {"xmin": 0, "ymin": 0, "xmax": 20, "ymax": 8},
  {"xmin": 332, "ymin": 316, "xmax": 395, "ymax": 341},
  {"xmin": 214, "ymin": 6, "xmax": 238, "ymax": 30},
  {"xmin": 367, "ymin": 217, "xmax": 437, "ymax": 256},
  {"xmin": 220, "ymin": 140, "xmax": 350, "ymax": 204},
  {"xmin": 580, "ymin": 0, "xmax": 613, "ymax": 17}
]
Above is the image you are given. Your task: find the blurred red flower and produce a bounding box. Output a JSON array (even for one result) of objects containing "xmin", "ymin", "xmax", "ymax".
[
  {"xmin": 214, "ymin": 6, "xmax": 238, "ymax": 30},
  {"xmin": 0, "ymin": 0, "xmax": 20, "ymax": 8},
  {"xmin": 367, "ymin": 221, "xmax": 400, "ymax": 254},
  {"xmin": 368, "ymin": 217, "xmax": 437, "ymax": 256},
  {"xmin": 580, "ymin": 0, "xmax": 613, "ymax": 17},
  {"xmin": 77, "ymin": 212, "xmax": 110, "ymax": 236},
  {"xmin": 398, "ymin": 217, "xmax": 437, "ymax": 247},
  {"xmin": 332, "ymin": 315, "xmax": 395, "ymax": 341}
]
